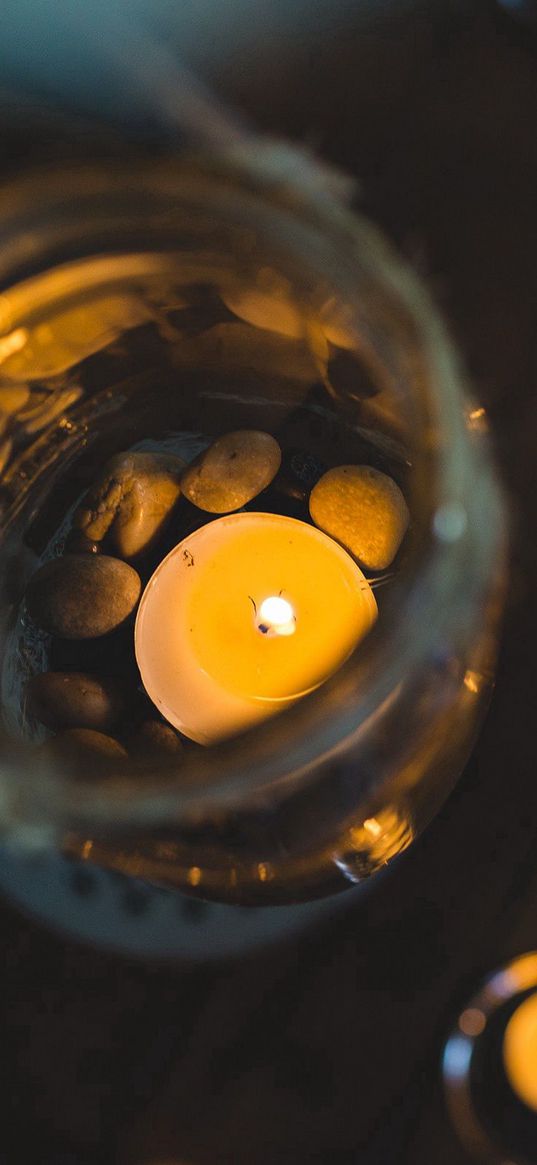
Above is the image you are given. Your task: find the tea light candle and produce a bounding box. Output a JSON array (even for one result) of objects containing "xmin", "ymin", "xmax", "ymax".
[{"xmin": 135, "ymin": 512, "xmax": 377, "ymax": 744}]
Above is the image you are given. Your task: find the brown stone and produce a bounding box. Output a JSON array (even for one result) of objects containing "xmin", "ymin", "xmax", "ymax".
[
  {"xmin": 181, "ymin": 430, "xmax": 281, "ymax": 513},
  {"xmin": 26, "ymin": 554, "xmax": 141, "ymax": 639}
]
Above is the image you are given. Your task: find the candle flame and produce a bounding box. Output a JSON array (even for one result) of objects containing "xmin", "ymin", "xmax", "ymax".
[{"xmin": 257, "ymin": 595, "xmax": 296, "ymax": 637}]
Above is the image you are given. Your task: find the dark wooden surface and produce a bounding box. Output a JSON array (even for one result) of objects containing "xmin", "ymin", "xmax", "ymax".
[{"xmin": 2, "ymin": 2, "xmax": 537, "ymax": 1162}]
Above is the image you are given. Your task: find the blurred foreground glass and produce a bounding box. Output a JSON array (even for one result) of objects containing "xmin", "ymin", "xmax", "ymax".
[{"xmin": 0, "ymin": 150, "xmax": 506, "ymax": 904}]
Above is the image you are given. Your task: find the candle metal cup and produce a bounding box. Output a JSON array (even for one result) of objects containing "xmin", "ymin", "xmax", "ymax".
[{"xmin": 0, "ymin": 147, "xmax": 506, "ymax": 908}]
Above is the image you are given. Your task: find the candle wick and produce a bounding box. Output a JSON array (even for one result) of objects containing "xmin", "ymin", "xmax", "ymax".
[{"xmin": 367, "ymin": 571, "xmax": 395, "ymax": 590}]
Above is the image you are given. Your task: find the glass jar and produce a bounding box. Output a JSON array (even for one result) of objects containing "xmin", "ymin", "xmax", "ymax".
[{"xmin": 0, "ymin": 147, "xmax": 506, "ymax": 905}]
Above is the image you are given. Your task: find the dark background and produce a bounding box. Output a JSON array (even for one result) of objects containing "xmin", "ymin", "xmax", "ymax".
[{"xmin": 1, "ymin": 1, "xmax": 537, "ymax": 1161}]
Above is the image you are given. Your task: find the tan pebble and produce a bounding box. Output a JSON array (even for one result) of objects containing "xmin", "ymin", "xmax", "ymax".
[
  {"xmin": 41, "ymin": 728, "xmax": 128, "ymax": 779},
  {"xmin": 309, "ymin": 465, "xmax": 409, "ymax": 571},
  {"xmin": 26, "ymin": 554, "xmax": 142, "ymax": 639},
  {"xmin": 182, "ymin": 430, "xmax": 281, "ymax": 514},
  {"xmin": 74, "ymin": 451, "xmax": 184, "ymax": 558},
  {"xmin": 0, "ymin": 385, "xmax": 30, "ymax": 414},
  {"xmin": 0, "ymin": 294, "xmax": 154, "ymax": 380}
]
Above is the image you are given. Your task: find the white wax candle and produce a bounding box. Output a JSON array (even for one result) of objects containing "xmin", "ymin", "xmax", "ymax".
[{"xmin": 135, "ymin": 512, "xmax": 377, "ymax": 745}]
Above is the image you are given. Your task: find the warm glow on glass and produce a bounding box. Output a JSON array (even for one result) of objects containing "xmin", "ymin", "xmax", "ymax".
[
  {"xmin": 503, "ymin": 991, "xmax": 537, "ymax": 1111},
  {"xmin": 340, "ymin": 806, "xmax": 414, "ymax": 876},
  {"xmin": 467, "ymin": 405, "xmax": 488, "ymax": 431},
  {"xmin": 363, "ymin": 816, "xmax": 382, "ymax": 839}
]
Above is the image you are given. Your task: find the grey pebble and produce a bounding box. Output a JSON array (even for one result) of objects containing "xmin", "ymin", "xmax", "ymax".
[
  {"xmin": 40, "ymin": 728, "xmax": 128, "ymax": 779},
  {"xmin": 181, "ymin": 430, "xmax": 281, "ymax": 513},
  {"xmin": 74, "ymin": 450, "xmax": 184, "ymax": 559},
  {"xmin": 26, "ymin": 671, "xmax": 128, "ymax": 732},
  {"xmin": 26, "ymin": 554, "xmax": 142, "ymax": 639}
]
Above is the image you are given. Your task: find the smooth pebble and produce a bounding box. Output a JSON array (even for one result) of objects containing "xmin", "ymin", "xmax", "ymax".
[
  {"xmin": 26, "ymin": 671, "xmax": 128, "ymax": 732},
  {"xmin": 133, "ymin": 720, "xmax": 184, "ymax": 758},
  {"xmin": 74, "ymin": 451, "xmax": 184, "ymax": 559},
  {"xmin": 309, "ymin": 465, "xmax": 410, "ymax": 571},
  {"xmin": 181, "ymin": 430, "xmax": 281, "ymax": 513},
  {"xmin": 26, "ymin": 554, "xmax": 141, "ymax": 639},
  {"xmin": 41, "ymin": 728, "xmax": 128, "ymax": 778}
]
